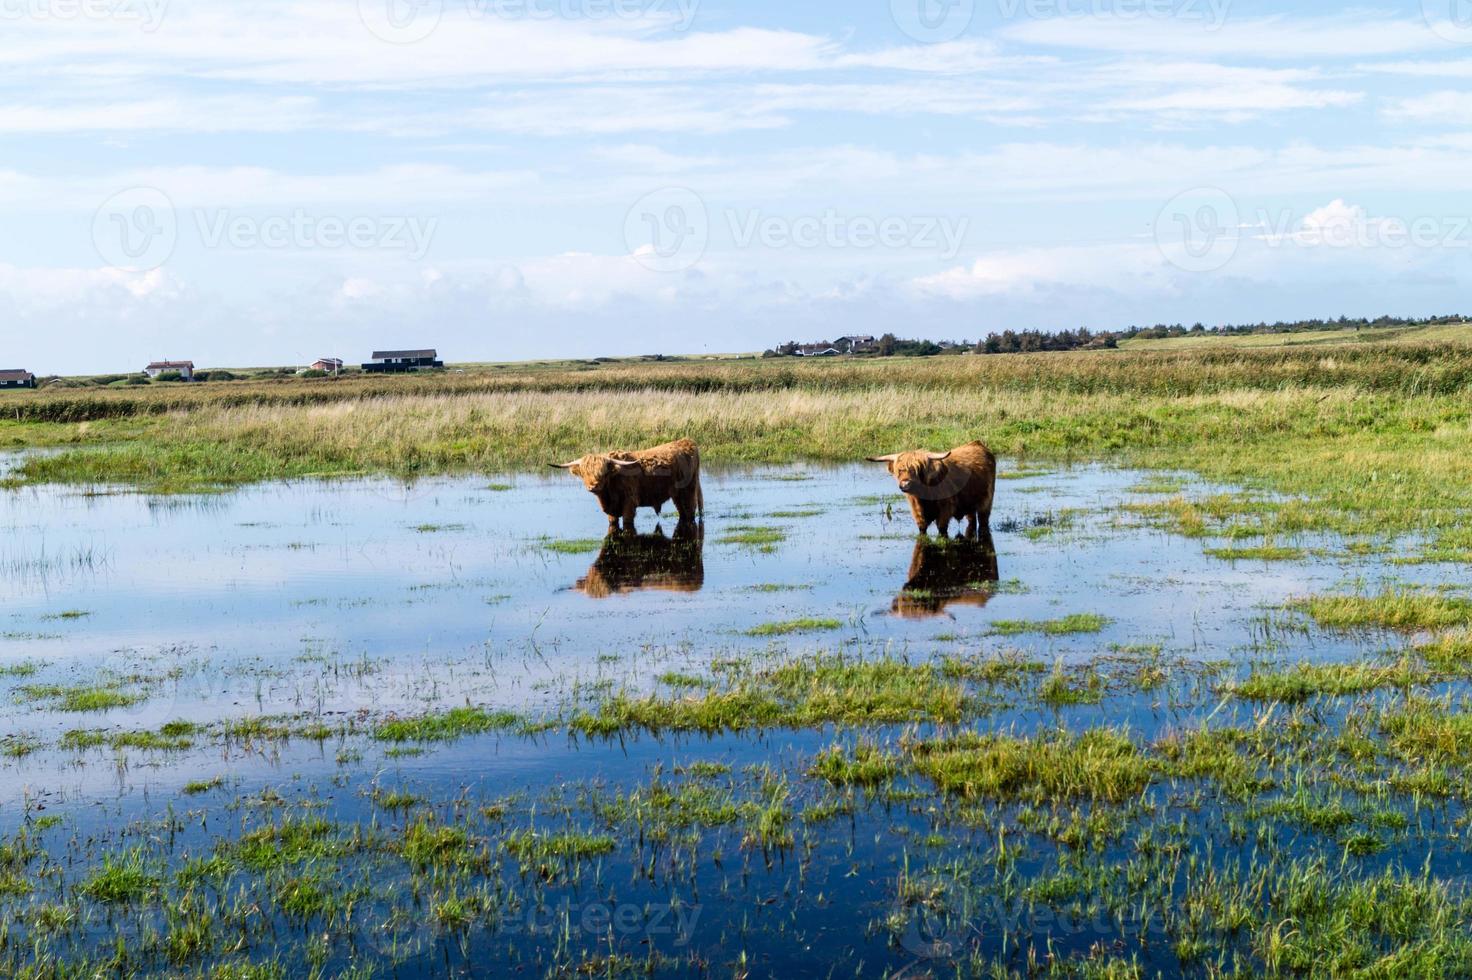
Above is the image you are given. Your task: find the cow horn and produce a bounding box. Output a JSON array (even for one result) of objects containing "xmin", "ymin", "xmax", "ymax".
[
  {"xmin": 866, "ymin": 453, "xmax": 901, "ymax": 463},
  {"xmin": 550, "ymin": 461, "xmax": 580, "ymax": 469},
  {"xmin": 926, "ymin": 451, "xmax": 952, "ymax": 461},
  {"xmin": 611, "ymin": 458, "xmax": 642, "ymax": 468}
]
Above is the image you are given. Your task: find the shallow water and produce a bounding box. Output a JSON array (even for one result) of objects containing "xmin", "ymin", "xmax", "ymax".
[{"xmin": 0, "ymin": 462, "xmax": 1457, "ymax": 976}]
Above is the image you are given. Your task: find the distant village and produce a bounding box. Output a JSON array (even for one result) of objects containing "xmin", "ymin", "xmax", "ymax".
[{"xmin": 0, "ymin": 349, "xmax": 445, "ymax": 390}]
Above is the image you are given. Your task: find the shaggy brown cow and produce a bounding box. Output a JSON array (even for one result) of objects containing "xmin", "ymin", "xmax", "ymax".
[
  {"xmin": 867, "ymin": 439, "xmax": 996, "ymax": 537},
  {"xmin": 552, "ymin": 438, "xmax": 704, "ymax": 533}
]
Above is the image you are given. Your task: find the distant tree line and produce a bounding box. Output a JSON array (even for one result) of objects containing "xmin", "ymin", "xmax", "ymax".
[{"xmin": 768, "ymin": 314, "xmax": 1466, "ymax": 360}]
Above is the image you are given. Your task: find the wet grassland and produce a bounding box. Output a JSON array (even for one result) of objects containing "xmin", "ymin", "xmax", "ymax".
[{"xmin": 1, "ymin": 337, "xmax": 1472, "ymax": 976}]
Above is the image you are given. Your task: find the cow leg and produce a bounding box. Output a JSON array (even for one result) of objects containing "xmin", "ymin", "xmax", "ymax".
[
  {"xmin": 907, "ymin": 496, "xmax": 929, "ymax": 535},
  {"xmin": 964, "ymin": 511, "xmax": 978, "ymax": 539},
  {"xmin": 936, "ymin": 501, "xmax": 957, "ymax": 539},
  {"xmin": 622, "ymin": 500, "xmax": 638, "ymax": 534},
  {"xmin": 674, "ymin": 490, "xmax": 695, "ymax": 528}
]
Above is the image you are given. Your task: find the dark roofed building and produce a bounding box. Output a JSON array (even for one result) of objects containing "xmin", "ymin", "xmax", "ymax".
[
  {"xmin": 363, "ymin": 349, "xmax": 443, "ymax": 373},
  {"xmin": 0, "ymin": 369, "xmax": 35, "ymax": 389}
]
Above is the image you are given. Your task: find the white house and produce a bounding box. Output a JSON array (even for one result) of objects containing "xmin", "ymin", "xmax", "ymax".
[{"xmin": 145, "ymin": 360, "xmax": 194, "ymax": 380}]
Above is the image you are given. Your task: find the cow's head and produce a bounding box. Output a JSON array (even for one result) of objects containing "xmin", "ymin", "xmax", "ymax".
[
  {"xmin": 550, "ymin": 453, "xmax": 641, "ymax": 494},
  {"xmin": 867, "ymin": 450, "xmax": 952, "ymax": 497}
]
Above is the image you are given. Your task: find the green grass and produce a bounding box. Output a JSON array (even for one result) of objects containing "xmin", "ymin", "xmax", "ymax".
[
  {"xmin": 18, "ymin": 683, "xmax": 142, "ymax": 712},
  {"xmin": 717, "ymin": 525, "xmax": 786, "ymax": 549},
  {"xmin": 538, "ymin": 537, "xmax": 603, "ymax": 555},
  {"xmin": 746, "ymin": 618, "xmax": 842, "ymax": 637},
  {"xmin": 1204, "ymin": 544, "xmax": 1306, "ymax": 561},
  {"xmin": 79, "ymin": 848, "xmax": 160, "ymax": 903},
  {"xmin": 1293, "ymin": 590, "xmax": 1472, "ymax": 631},
  {"xmin": 373, "ymin": 706, "xmax": 521, "ymax": 742},
  {"xmin": 909, "ymin": 728, "xmax": 1153, "ymax": 803},
  {"xmin": 990, "ymin": 613, "xmax": 1112, "ymax": 636},
  {"xmin": 1233, "ymin": 661, "xmax": 1425, "ymax": 703}
]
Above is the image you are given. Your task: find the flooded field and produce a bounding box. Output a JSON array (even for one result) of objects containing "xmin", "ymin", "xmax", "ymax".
[{"xmin": 2, "ymin": 462, "xmax": 1470, "ymax": 977}]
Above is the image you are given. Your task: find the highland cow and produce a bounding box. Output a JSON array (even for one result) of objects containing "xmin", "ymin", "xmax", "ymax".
[
  {"xmin": 552, "ymin": 438, "xmax": 704, "ymax": 533},
  {"xmin": 868, "ymin": 440, "xmax": 996, "ymax": 538}
]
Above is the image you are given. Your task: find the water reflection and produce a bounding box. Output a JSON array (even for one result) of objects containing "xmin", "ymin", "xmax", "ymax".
[
  {"xmin": 575, "ymin": 526, "xmax": 705, "ymax": 598},
  {"xmin": 891, "ymin": 533, "xmax": 1001, "ymax": 618}
]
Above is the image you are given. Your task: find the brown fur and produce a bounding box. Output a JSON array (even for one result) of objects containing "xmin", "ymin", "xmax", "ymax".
[
  {"xmin": 868, "ymin": 439, "xmax": 996, "ymax": 537},
  {"xmin": 552, "ymin": 438, "xmax": 704, "ymax": 533}
]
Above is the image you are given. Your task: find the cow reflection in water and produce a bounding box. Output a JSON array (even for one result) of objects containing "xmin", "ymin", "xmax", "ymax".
[
  {"xmin": 892, "ymin": 533, "xmax": 1001, "ymax": 618},
  {"xmin": 576, "ymin": 526, "xmax": 705, "ymax": 598}
]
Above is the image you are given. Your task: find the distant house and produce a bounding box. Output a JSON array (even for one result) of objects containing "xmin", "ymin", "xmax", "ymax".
[
  {"xmin": 796, "ymin": 344, "xmax": 841, "ymax": 357},
  {"xmin": 835, "ymin": 335, "xmax": 877, "ymax": 353},
  {"xmin": 311, "ymin": 358, "xmax": 344, "ymax": 373},
  {"xmin": 0, "ymin": 369, "xmax": 35, "ymax": 389},
  {"xmin": 362, "ymin": 349, "xmax": 443, "ymax": 373},
  {"xmin": 145, "ymin": 360, "xmax": 194, "ymax": 380}
]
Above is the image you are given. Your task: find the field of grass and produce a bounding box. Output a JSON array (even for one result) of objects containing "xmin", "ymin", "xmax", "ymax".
[{"xmin": 2, "ymin": 332, "xmax": 1469, "ymax": 561}]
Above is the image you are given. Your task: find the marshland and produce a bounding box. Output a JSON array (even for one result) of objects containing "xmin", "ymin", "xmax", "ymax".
[{"xmin": 3, "ymin": 329, "xmax": 1472, "ymax": 977}]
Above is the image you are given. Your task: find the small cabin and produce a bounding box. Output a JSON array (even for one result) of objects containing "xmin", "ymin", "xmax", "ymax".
[
  {"xmin": 311, "ymin": 358, "xmax": 344, "ymax": 373},
  {"xmin": 0, "ymin": 369, "xmax": 35, "ymax": 389},
  {"xmin": 362, "ymin": 349, "xmax": 443, "ymax": 373},
  {"xmin": 145, "ymin": 360, "xmax": 194, "ymax": 381}
]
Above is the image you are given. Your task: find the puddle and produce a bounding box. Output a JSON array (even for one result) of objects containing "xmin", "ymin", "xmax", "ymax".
[{"xmin": 0, "ymin": 462, "xmax": 1459, "ymax": 976}]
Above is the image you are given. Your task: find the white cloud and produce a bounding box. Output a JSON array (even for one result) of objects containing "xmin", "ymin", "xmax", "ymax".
[
  {"xmin": 1003, "ymin": 14, "xmax": 1447, "ymax": 59},
  {"xmin": 1382, "ymin": 91, "xmax": 1472, "ymax": 125}
]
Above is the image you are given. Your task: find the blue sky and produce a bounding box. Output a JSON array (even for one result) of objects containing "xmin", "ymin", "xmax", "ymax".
[{"xmin": 3, "ymin": 0, "xmax": 1472, "ymax": 372}]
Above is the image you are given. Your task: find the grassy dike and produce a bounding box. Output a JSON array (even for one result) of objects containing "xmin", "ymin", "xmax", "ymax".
[{"xmin": 1, "ymin": 335, "xmax": 1470, "ymax": 550}]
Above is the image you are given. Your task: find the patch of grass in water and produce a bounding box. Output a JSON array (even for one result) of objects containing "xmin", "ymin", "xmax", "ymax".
[
  {"xmin": 656, "ymin": 671, "xmax": 708, "ymax": 689},
  {"xmin": 1293, "ymin": 590, "xmax": 1472, "ymax": 631},
  {"xmin": 718, "ymin": 525, "xmax": 786, "ymax": 550},
  {"xmin": 0, "ymin": 661, "xmax": 42, "ymax": 677},
  {"xmin": 746, "ymin": 617, "xmax": 842, "ymax": 637},
  {"xmin": 990, "ymin": 613, "xmax": 1111, "ymax": 636},
  {"xmin": 413, "ymin": 522, "xmax": 466, "ymax": 533},
  {"xmin": 1, "ymin": 734, "xmax": 40, "ymax": 758},
  {"xmin": 374, "ymin": 706, "xmax": 521, "ymax": 742},
  {"xmin": 1037, "ymin": 666, "xmax": 1105, "ymax": 707},
  {"xmin": 538, "ymin": 537, "xmax": 603, "ymax": 555},
  {"xmin": 79, "ymin": 848, "xmax": 160, "ymax": 903},
  {"xmin": 182, "ymin": 776, "xmax": 224, "ymax": 795},
  {"xmin": 570, "ymin": 655, "xmax": 973, "ymax": 736},
  {"xmin": 809, "ymin": 741, "xmax": 900, "ymax": 787},
  {"xmin": 1233, "ymin": 661, "xmax": 1425, "ymax": 703},
  {"xmin": 40, "ymin": 609, "xmax": 91, "ymax": 621},
  {"xmin": 908, "ymin": 728, "xmax": 1151, "ymax": 803},
  {"xmin": 740, "ymin": 583, "xmax": 811, "ymax": 594},
  {"xmin": 19, "ymin": 683, "xmax": 142, "ymax": 712},
  {"xmin": 503, "ymin": 828, "xmax": 615, "ymax": 865},
  {"xmin": 1205, "ymin": 544, "xmax": 1306, "ymax": 561}
]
